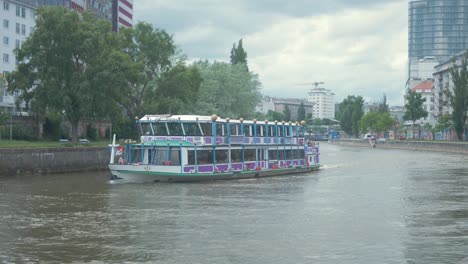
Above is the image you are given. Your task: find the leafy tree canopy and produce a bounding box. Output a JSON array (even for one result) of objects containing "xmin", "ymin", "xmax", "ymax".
[
  {"xmin": 337, "ymin": 95, "xmax": 364, "ymax": 137},
  {"xmin": 230, "ymin": 39, "xmax": 248, "ymax": 70},
  {"xmin": 447, "ymin": 56, "xmax": 468, "ymax": 140},
  {"xmin": 7, "ymin": 7, "xmax": 121, "ymax": 141},
  {"xmin": 193, "ymin": 61, "xmax": 261, "ymax": 118}
]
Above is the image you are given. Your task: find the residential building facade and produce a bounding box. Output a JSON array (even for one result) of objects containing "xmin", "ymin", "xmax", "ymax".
[
  {"xmin": 433, "ymin": 51, "xmax": 467, "ymax": 120},
  {"xmin": 408, "ymin": 0, "xmax": 468, "ymax": 80},
  {"xmin": 411, "ymin": 79, "xmax": 435, "ymax": 126},
  {"xmin": 256, "ymin": 96, "xmax": 314, "ymax": 121},
  {"xmin": 0, "ymin": 0, "xmax": 36, "ymax": 114},
  {"xmin": 307, "ymin": 87, "xmax": 335, "ymax": 119}
]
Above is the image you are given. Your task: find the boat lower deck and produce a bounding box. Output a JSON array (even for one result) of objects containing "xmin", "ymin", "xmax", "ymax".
[{"xmin": 109, "ymin": 164, "xmax": 320, "ymax": 183}]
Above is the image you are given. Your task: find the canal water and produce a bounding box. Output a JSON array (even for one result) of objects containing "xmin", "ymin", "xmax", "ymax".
[{"xmin": 1, "ymin": 144, "xmax": 468, "ymax": 264}]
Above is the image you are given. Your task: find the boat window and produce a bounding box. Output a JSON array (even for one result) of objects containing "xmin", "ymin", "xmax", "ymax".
[
  {"xmin": 269, "ymin": 126, "xmax": 274, "ymax": 137},
  {"xmin": 244, "ymin": 149, "xmax": 255, "ymax": 161},
  {"xmin": 183, "ymin": 123, "xmax": 202, "ymax": 136},
  {"xmin": 269, "ymin": 150, "xmax": 278, "ymax": 160},
  {"xmin": 243, "ymin": 124, "xmax": 251, "ymax": 136},
  {"xmin": 167, "ymin": 122, "xmax": 184, "ymax": 136},
  {"xmin": 231, "ymin": 149, "xmax": 242, "ymax": 162},
  {"xmin": 170, "ymin": 149, "xmax": 181, "ymax": 165},
  {"xmin": 276, "ymin": 126, "xmax": 281, "ymax": 137},
  {"xmin": 229, "ymin": 123, "xmax": 238, "ymax": 136},
  {"xmin": 199, "ymin": 123, "xmax": 212, "ymax": 136},
  {"xmin": 215, "ymin": 150, "xmax": 228, "ymax": 163},
  {"xmin": 196, "ymin": 150, "xmax": 213, "ymax": 164},
  {"xmin": 140, "ymin": 122, "xmax": 152, "ymax": 135},
  {"xmin": 150, "ymin": 148, "xmax": 167, "ymax": 165},
  {"xmin": 130, "ymin": 148, "xmax": 143, "ymax": 164},
  {"xmin": 153, "ymin": 123, "xmax": 168, "ymax": 136},
  {"xmin": 216, "ymin": 123, "xmax": 224, "ymax": 136}
]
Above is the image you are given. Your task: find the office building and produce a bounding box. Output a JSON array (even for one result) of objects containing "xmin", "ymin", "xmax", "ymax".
[{"xmin": 408, "ymin": 0, "xmax": 468, "ymax": 79}]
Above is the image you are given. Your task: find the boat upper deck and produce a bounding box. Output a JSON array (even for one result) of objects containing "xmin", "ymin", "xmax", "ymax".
[{"xmin": 136, "ymin": 115, "xmax": 307, "ymax": 147}]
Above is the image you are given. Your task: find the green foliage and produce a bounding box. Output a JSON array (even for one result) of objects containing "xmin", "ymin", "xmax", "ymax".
[
  {"xmin": 404, "ymin": 90, "xmax": 428, "ymax": 139},
  {"xmin": 12, "ymin": 125, "xmax": 36, "ymax": 141},
  {"xmin": 193, "ymin": 61, "xmax": 261, "ymax": 118},
  {"xmin": 230, "ymin": 38, "xmax": 248, "ymax": 70},
  {"xmin": 311, "ymin": 118, "xmax": 323, "ymax": 126},
  {"xmin": 283, "ymin": 105, "xmax": 291, "ymax": 122},
  {"xmin": 266, "ymin": 110, "xmax": 284, "ymax": 122},
  {"xmin": 147, "ymin": 64, "xmax": 202, "ymax": 114},
  {"xmin": 337, "ymin": 95, "xmax": 364, "ymax": 137},
  {"xmin": 403, "ymin": 91, "xmax": 428, "ymax": 122},
  {"xmin": 378, "ymin": 93, "xmax": 389, "ymax": 113},
  {"xmin": 86, "ymin": 124, "xmax": 97, "ymax": 140},
  {"xmin": 43, "ymin": 112, "xmax": 62, "ymax": 140},
  {"xmin": 297, "ymin": 102, "xmax": 306, "ymax": 121},
  {"xmin": 434, "ymin": 114, "xmax": 453, "ymax": 132},
  {"xmin": 117, "ymin": 22, "xmax": 177, "ymax": 120},
  {"xmin": 360, "ymin": 112, "xmax": 395, "ymax": 134},
  {"xmin": 0, "ymin": 110, "xmax": 8, "ymax": 125},
  {"xmin": 7, "ymin": 7, "xmax": 121, "ymax": 142},
  {"xmin": 448, "ymin": 56, "xmax": 468, "ymax": 140}
]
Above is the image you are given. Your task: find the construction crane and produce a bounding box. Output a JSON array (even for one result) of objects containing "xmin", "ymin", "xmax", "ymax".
[{"xmin": 296, "ymin": 81, "xmax": 324, "ymax": 89}]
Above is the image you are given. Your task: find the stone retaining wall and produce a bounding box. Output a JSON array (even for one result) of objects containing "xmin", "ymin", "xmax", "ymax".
[
  {"xmin": 334, "ymin": 139, "xmax": 468, "ymax": 155},
  {"xmin": 0, "ymin": 147, "xmax": 109, "ymax": 176}
]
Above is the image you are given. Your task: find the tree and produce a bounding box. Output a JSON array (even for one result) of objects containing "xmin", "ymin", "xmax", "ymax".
[
  {"xmin": 434, "ymin": 114, "xmax": 453, "ymax": 140},
  {"xmin": 448, "ymin": 56, "xmax": 468, "ymax": 140},
  {"xmin": 283, "ymin": 105, "xmax": 291, "ymax": 122},
  {"xmin": 378, "ymin": 93, "xmax": 389, "ymax": 113},
  {"xmin": 297, "ymin": 102, "xmax": 306, "ymax": 121},
  {"xmin": 7, "ymin": 7, "xmax": 121, "ymax": 142},
  {"xmin": 230, "ymin": 39, "xmax": 248, "ymax": 70},
  {"xmin": 194, "ymin": 61, "xmax": 261, "ymax": 118},
  {"xmin": 148, "ymin": 64, "xmax": 202, "ymax": 114},
  {"xmin": 266, "ymin": 110, "xmax": 283, "ymax": 123},
  {"xmin": 337, "ymin": 95, "xmax": 364, "ymax": 137},
  {"xmin": 117, "ymin": 22, "xmax": 178, "ymax": 122},
  {"xmin": 403, "ymin": 90, "xmax": 428, "ymax": 139},
  {"xmin": 359, "ymin": 112, "xmax": 379, "ymax": 134}
]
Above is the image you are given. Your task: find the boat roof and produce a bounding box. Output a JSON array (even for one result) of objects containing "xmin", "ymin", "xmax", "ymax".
[
  {"xmin": 139, "ymin": 114, "xmax": 302, "ymax": 126},
  {"xmin": 132, "ymin": 140, "xmax": 195, "ymax": 147}
]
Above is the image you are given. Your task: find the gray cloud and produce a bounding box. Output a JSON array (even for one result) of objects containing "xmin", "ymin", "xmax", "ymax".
[{"xmin": 135, "ymin": 0, "xmax": 408, "ymax": 105}]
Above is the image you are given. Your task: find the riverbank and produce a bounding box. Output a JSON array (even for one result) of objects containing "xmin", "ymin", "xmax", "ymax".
[
  {"xmin": 333, "ymin": 139, "xmax": 468, "ymax": 154},
  {"xmin": 0, "ymin": 147, "xmax": 109, "ymax": 176}
]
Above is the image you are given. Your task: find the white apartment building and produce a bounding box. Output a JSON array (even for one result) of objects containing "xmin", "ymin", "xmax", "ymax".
[
  {"xmin": 411, "ymin": 80, "xmax": 435, "ymax": 126},
  {"xmin": 432, "ymin": 51, "xmax": 468, "ymax": 122},
  {"xmin": 307, "ymin": 87, "xmax": 335, "ymax": 119},
  {"xmin": 0, "ymin": 0, "xmax": 35, "ymax": 113}
]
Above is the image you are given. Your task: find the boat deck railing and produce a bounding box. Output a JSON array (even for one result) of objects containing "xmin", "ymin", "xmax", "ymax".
[{"xmin": 140, "ymin": 135, "xmax": 306, "ymax": 146}]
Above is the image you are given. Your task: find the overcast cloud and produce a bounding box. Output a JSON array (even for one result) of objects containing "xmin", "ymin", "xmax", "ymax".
[{"xmin": 135, "ymin": 0, "xmax": 408, "ymax": 106}]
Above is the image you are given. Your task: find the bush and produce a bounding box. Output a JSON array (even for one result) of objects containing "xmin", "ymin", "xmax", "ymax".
[
  {"xmin": 86, "ymin": 124, "xmax": 97, "ymax": 141},
  {"xmin": 12, "ymin": 125, "xmax": 36, "ymax": 140}
]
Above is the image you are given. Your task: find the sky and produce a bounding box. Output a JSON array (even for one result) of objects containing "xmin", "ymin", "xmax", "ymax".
[{"xmin": 134, "ymin": 0, "xmax": 408, "ymax": 106}]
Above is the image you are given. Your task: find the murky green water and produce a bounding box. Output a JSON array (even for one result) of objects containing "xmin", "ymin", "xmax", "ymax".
[{"xmin": 1, "ymin": 144, "xmax": 468, "ymax": 264}]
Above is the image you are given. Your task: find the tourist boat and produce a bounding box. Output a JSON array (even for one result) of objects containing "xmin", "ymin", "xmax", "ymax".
[{"xmin": 108, "ymin": 114, "xmax": 320, "ymax": 183}]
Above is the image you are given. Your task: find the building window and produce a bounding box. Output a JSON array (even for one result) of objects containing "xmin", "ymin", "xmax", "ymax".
[
  {"xmin": 21, "ymin": 24, "xmax": 26, "ymax": 35},
  {"xmin": 15, "ymin": 39, "xmax": 20, "ymax": 49},
  {"xmin": 16, "ymin": 5, "xmax": 20, "ymax": 17},
  {"xmin": 3, "ymin": 54, "xmax": 9, "ymax": 63},
  {"xmin": 3, "ymin": 1, "xmax": 9, "ymax": 10},
  {"xmin": 3, "ymin": 36, "xmax": 9, "ymax": 46},
  {"xmin": 21, "ymin": 7, "xmax": 26, "ymax": 18},
  {"xmin": 3, "ymin": 19, "xmax": 9, "ymax": 28},
  {"xmin": 16, "ymin": 23, "xmax": 20, "ymax": 34}
]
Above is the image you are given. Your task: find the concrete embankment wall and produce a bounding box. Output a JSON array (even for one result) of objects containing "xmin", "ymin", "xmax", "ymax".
[
  {"xmin": 0, "ymin": 147, "xmax": 109, "ymax": 176},
  {"xmin": 334, "ymin": 139, "xmax": 468, "ymax": 155}
]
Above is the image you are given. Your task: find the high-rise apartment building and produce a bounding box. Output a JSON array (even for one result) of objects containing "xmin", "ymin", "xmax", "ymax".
[
  {"xmin": 307, "ymin": 87, "xmax": 335, "ymax": 120},
  {"xmin": 112, "ymin": 0, "xmax": 132, "ymax": 31},
  {"xmin": 408, "ymin": 0, "xmax": 468, "ymax": 79},
  {"xmin": 36, "ymin": 0, "xmax": 132, "ymax": 31},
  {"xmin": 0, "ymin": 0, "xmax": 36, "ymax": 113}
]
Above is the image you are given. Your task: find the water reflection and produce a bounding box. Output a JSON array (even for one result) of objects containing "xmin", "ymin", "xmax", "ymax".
[{"xmin": 1, "ymin": 145, "xmax": 468, "ymax": 263}]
